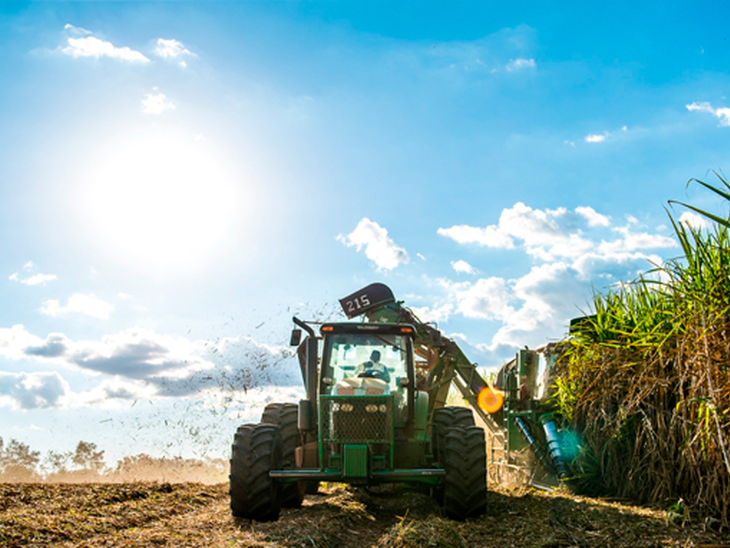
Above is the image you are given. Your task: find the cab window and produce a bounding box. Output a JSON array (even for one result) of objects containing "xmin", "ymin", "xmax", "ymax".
[{"xmin": 323, "ymin": 333, "xmax": 410, "ymax": 392}]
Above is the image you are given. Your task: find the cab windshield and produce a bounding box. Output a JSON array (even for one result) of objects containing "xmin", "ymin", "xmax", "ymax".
[{"xmin": 323, "ymin": 333, "xmax": 410, "ymax": 393}]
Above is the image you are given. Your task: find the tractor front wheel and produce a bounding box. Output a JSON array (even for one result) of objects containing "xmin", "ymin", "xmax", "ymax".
[
  {"xmin": 261, "ymin": 402, "xmax": 305, "ymax": 507},
  {"xmin": 441, "ymin": 425, "xmax": 487, "ymax": 520},
  {"xmin": 431, "ymin": 406, "xmax": 475, "ymax": 462},
  {"xmin": 229, "ymin": 423, "xmax": 283, "ymax": 521}
]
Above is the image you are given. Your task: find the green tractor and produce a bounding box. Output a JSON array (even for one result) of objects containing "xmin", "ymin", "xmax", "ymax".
[{"xmin": 229, "ymin": 283, "xmax": 489, "ymax": 521}]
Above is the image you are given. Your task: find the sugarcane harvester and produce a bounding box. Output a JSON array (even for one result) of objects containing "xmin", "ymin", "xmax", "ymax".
[{"xmin": 229, "ymin": 283, "xmax": 503, "ymax": 521}]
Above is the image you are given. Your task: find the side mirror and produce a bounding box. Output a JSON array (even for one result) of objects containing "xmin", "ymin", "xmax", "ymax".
[
  {"xmin": 290, "ymin": 329, "xmax": 302, "ymax": 346},
  {"xmin": 396, "ymin": 377, "xmax": 409, "ymax": 387}
]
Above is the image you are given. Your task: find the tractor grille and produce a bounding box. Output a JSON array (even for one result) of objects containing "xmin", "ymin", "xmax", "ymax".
[{"xmin": 320, "ymin": 395, "xmax": 393, "ymax": 444}]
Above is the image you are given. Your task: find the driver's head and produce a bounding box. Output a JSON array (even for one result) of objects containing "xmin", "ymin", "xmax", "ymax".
[{"xmin": 370, "ymin": 350, "xmax": 381, "ymax": 362}]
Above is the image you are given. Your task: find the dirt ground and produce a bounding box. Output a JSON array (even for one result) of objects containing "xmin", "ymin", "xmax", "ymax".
[{"xmin": 1, "ymin": 481, "xmax": 728, "ymax": 548}]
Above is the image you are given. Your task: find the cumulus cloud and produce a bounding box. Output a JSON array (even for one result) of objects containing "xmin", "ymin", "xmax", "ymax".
[
  {"xmin": 439, "ymin": 202, "xmax": 596, "ymax": 261},
  {"xmin": 585, "ymin": 132, "xmax": 608, "ymax": 143},
  {"xmin": 41, "ymin": 294, "xmax": 113, "ymax": 320},
  {"xmin": 438, "ymin": 202, "xmax": 676, "ymax": 265},
  {"xmin": 433, "ymin": 202, "xmax": 680, "ymax": 361},
  {"xmin": 142, "ymin": 91, "xmax": 176, "ymax": 114},
  {"xmin": 490, "ymin": 262, "xmax": 589, "ymax": 349},
  {"xmin": 597, "ymin": 225, "xmax": 676, "ymax": 255},
  {"xmin": 429, "ymin": 262, "xmax": 593, "ymax": 361},
  {"xmin": 0, "ymin": 372, "xmax": 71, "ymax": 410},
  {"xmin": 506, "ymin": 58, "xmax": 536, "ymax": 71},
  {"xmin": 8, "ymin": 261, "xmax": 57, "ymax": 286},
  {"xmin": 451, "ymin": 260, "xmax": 477, "ymax": 274},
  {"xmin": 437, "ymin": 224, "xmax": 514, "ymax": 248},
  {"xmin": 686, "ymin": 101, "xmax": 730, "ymax": 126},
  {"xmin": 154, "ymin": 38, "xmax": 195, "ymax": 67},
  {"xmin": 61, "ymin": 34, "xmax": 150, "ymax": 62},
  {"xmin": 72, "ymin": 330, "xmax": 195, "ymax": 378},
  {"xmin": 409, "ymin": 303, "xmax": 454, "ymax": 324},
  {"xmin": 338, "ymin": 218, "xmax": 410, "ymax": 271},
  {"xmin": 25, "ymin": 333, "xmax": 69, "ymax": 358},
  {"xmin": 0, "ymin": 325, "xmax": 299, "ymax": 409},
  {"xmin": 679, "ymin": 211, "xmax": 711, "ymax": 230},
  {"xmin": 450, "ymin": 278, "xmax": 515, "ymax": 321},
  {"xmin": 576, "ymin": 206, "xmax": 610, "ymax": 227},
  {"xmin": 63, "ymin": 23, "xmax": 92, "ymax": 36}
]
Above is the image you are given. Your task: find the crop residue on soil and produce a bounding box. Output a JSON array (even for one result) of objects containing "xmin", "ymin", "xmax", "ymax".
[{"xmin": 1, "ymin": 482, "xmax": 728, "ymax": 547}]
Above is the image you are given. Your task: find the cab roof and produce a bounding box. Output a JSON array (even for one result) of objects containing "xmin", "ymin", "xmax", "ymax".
[{"xmin": 320, "ymin": 322, "xmax": 416, "ymax": 336}]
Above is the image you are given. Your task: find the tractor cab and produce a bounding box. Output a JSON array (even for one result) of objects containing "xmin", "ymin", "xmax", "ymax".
[
  {"xmin": 320, "ymin": 323, "xmax": 415, "ymax": 425},
  {"xmin": 316, "ymin": 323, "xmax": 423, "ymax": 477}
]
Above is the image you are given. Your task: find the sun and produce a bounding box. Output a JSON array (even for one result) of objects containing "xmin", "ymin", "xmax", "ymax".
[{"xmin": 77, "ymin": 128, "xmax": 243, "ymax": 274}]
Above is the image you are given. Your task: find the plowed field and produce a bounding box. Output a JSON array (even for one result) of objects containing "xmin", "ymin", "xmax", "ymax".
[{"xmin": 1, "ymin": 482, "xmax": 728, "ymax": 547}]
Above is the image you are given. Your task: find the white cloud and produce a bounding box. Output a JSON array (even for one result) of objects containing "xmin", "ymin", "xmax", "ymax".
[
  {"xmin": 74, "ymin": 378, "xmax": 156, "ymax": 406},
  {"xmin": 432, "ymin": 262, "xmax": 593, "ymax": 359},
  {"xmin": 442, "ymin": 278, "xmax": 515, "ymax": 321},
  {"xmin": 41, "ymin": 294, "xmax": 113, "ymax": 320},
  {"xmin": 576, "ymin": 206, "xmax": 610, "ymax": 227},
  {"xmin": 0, "ymin": 325, "xmax": 299, "ymax": 408},
  {"xmin": 63, "ymin": 23, "xmax": 92, "ymax": 36},
  {"xmin": 433, "ymin": 202, "xmax": 681, "ymax": 361},
  {"xmin": 9, "ymin": 273, "xmax": 57, "ymax": 286},
  {"xmin": 0, "ymin": 372, "xmax": 71, "ymax": 410},
  {"xmin": 0, "ymin": 325, "xmax": 45, "ymax": 360},
  {"xmin": 439, "ymin": 202, "xmax": 597, "ymax": 261},
  {"xmin": 154, "ymin": 38, "xmax": 195, "ymax": 67},
  {"xmin": 506, "ymin": 58, "xmax": 536, "ymax": 71},
  {"xmin": 451, "ymin": 260, "xmax": 477, "ymax": 274},
  {"xmin": 8, "ymin": 261, "xmax": 57, "ymax": 286},
  {"xmin": 61, "ymin": 36, "xmax": 150, "ymax": 63},
  {"xmin": 338, "ymin": 218, "xmax": 409, "ymax": 271},
  {"xmin": 571, "ymin": 251, "xmax": 664, "ymax": 281},
  {"xmin": 679, "ymin": 211, "xmax": 711, "ymax": 230},
  {"xmin": 585, "ymin": 132, "xmax": 608, "ymax": 143},
  {"xmin": 686, "ymin": 101, "xmax": 730, "ymax": 126},
  {"xmin": 142, "ymin": 91, "xmax": 176, "ymax": 114},
  {"xmin": 458, "ymin": 277, "xmax": 514, "ymax": 320},
  {"xmin": 597, "ymin": 225, "xmax": 676, "ymax": 254},
  {"xmin": 25, "ymin": 273, "xmax": 58, "ymax": 285},
  {"xmin": 490, "ymin": 262, "xmax": 588, "ymax": 349},
  {"xmin": 408, "ymin": 304, "xmax": 454, "ymax": 324},
  {"xmin": 437, "ymin": 224, "xmax": 514, "ymax": 248},
  {"xmin": 438, "ymin": 203, "xmax": 675, "ymax": 266}
]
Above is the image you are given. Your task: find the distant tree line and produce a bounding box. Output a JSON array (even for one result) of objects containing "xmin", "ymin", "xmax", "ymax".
[{"xmin": 0, "ymin": 437, "xmax": 226, "ymax": 483}]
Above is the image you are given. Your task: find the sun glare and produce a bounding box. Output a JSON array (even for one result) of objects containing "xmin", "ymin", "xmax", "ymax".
[{"xmin": 78, "ymin": 130, "xmax": 242, "ymax": 274}]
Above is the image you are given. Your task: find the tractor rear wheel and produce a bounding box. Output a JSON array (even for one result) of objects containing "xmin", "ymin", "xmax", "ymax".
[
  {"xmin": 431, "ymin": 406, "xmax": 475, "ymax": 462},
  {"xmin": 441, "ymin": 425, "xmax": 487, "ymax": 520},
  {"xmin": 261, "ymin": 402, "xmax": 305, "ymax": 507},
  {"xmin": 229, "ymin": 423, "xmax": 283, "ymax": 521}
]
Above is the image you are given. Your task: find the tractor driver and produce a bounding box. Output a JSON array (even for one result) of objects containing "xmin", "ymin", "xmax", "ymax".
[{"xmin": 356, "ymin": 350, "xmax": 390, "ymax": 383}]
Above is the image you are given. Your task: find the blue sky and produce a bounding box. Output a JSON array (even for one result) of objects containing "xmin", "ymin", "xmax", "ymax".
[{"xmin": 2, "ymin": 1, "xmax": 730, "ymax": 463}]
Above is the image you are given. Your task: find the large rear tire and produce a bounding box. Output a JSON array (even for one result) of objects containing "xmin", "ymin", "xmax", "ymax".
[
  {"xmin": 261, "ymin": 402, "xmax": 305, "ymax": 507},
  {"xmin": 431, "ymin": 406, "xmax": 475, "ymax": 462},
  {"xmin": 441, "ymin": 425, "xmax": 487, "ymax": 520},
  {"xmin": 229, "ymin": 423, "xmax": 283, "ymax": 521}
]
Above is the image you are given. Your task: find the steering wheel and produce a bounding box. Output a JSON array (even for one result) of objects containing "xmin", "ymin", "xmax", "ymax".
[{"xmin": 359, "ymin": 369, "xmax": 390, "ymax": 382}]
